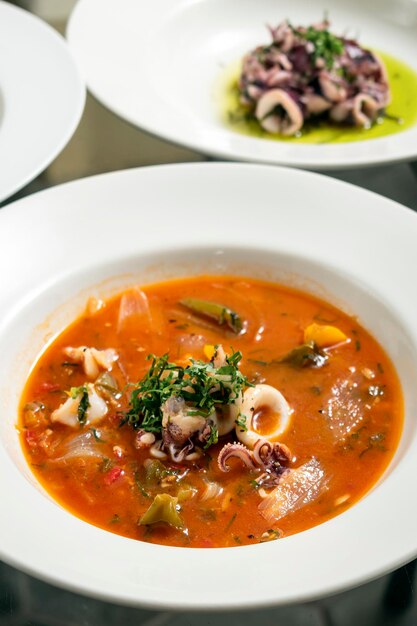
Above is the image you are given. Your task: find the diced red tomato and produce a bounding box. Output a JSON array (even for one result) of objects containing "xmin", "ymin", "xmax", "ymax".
[
  {"xmin": 103, "ymin": 466, "xmax": 124, "ymax": 485},
  {"xmin": 25, "ymin": 430, "xmax": 39, "ymax": 448}
]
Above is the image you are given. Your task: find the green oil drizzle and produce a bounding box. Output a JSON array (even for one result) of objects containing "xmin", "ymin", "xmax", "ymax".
[{"xmin": 220, "ymin": 52, "xmax": 417, "ymax": 144}]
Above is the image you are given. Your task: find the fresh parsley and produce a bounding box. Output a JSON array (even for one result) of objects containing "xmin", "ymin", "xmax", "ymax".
[
  {"xmin": 235, "ymin": 414, "xmax": 248, "ymax": 432},
  {"xmin": 290, "ymin": 22, "xmax": 344, "ymax": 69},
  {"xmin": 122, "ymin": 351, "xmax": 251, "ymax": 437},
  {"xmin": 304, "ymin": 26, "xmax": 344, "ymax": 68},
  {"xmin": 69, "ymin": 384, "xmax": 90, "ymax": 424},
  {"xmin": 204, "ymin": 424, "xmax": 219, "ymax": 449}
]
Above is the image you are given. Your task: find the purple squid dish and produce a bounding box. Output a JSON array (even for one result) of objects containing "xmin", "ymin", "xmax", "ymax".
[{"xmin": 239, "ymin": 19, "xmax": 391, "ymax": 136}]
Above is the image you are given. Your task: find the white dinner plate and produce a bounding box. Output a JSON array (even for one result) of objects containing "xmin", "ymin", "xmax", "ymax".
[
  {"xmin": 0, "ymin": 163, "xmax": 417, "ymax": 609},
  {"xmin": 67, "ymin": 0, "xmax": 417, "ymax": 170},
  {"xmin": 0, "ymin": 1, "xmax": 85, "ymax": 203}
]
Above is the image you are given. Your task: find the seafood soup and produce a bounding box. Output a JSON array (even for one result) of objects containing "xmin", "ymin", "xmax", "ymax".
[{"xmin": 19, "ymin": 275, "xmax": 403, "ymax": 548}]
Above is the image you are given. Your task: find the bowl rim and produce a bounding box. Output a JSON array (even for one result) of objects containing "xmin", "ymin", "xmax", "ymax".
[{"xmin": 0, "ymin": 162, "xmax": 417, "ymax": 609}]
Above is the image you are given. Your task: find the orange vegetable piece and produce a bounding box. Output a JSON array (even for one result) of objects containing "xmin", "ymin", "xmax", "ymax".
[
  {"xmin": 304, "ymin": 323, "xmax": 347, "ymax": 348},
  {"xmin": 203, "ymin": 344, "xmax": 216, "ymax": 360}
]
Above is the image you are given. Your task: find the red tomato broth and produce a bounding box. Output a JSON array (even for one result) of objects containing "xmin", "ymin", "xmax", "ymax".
[{"xmin": 18, "ymin": 275, "xmax": 403, "ymax": 548}]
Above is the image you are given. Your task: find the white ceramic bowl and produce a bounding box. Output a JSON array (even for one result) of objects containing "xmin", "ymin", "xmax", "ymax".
[{"xmin": 0, "ymin": 163, "xmax": 416, "ymax": 609}]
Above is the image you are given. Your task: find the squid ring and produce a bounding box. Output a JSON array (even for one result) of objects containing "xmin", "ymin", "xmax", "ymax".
[{"xmin": 235, "ymin": 384, "xmax": 291, "ymax": 448}]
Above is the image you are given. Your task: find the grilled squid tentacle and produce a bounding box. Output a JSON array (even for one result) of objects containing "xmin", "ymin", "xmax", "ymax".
[
  {"xmin": 352, "ymin": 93, "xmax": 379, "ymax": 127},
  {"xmin": 255, "ymin": 89, "xmax": 303, "ymax": 135},
  {"xmin": 318, "ymin": 71, "xmax": 347, "ymax": 103},
  {"xmin": 329, "ymin": 100, "xmax": 353, "ymax": 122},
  {"xmin": 217, "ymin": 442, "xmax": 257, "ymax": 472},
  {"xmin": 303, "ymin": 93, "xmax": 332, "ymax": 115},
  {"xmin": 217, "ymin": 439, "xmax": 293, "ymax": 487},
  {"xmin": 253, "ymin": 439, "xmax": 292, "ymax": 468}
]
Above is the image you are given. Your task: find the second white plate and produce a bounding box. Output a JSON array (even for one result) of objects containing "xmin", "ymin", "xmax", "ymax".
[
  {"xmin": 0, "ymin": 1, "xmax": 85, "ymax": 203},
  {"xmin": 67, "ymin": 0, "xmax": 417, "ymax": 170}
]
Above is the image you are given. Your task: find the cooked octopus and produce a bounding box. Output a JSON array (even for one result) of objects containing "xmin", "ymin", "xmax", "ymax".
[
  {"xmin": 217, "ymin": 438, "xmax": 293, "ymax": 489},
  {"xmin": 147, "ymin": 396, "xmax": 213, "ymax": 463},
  {"xmin": 238, "ymin": 19, "xmax": 390, "ymax": 134}
]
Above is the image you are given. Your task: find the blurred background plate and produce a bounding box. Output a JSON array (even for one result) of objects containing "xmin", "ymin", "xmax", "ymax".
[
  {"xmin": 67, "ymin": 0, "xmax": 417, "ymax": 170},
  {"xmin": 0, "ymin": 1, "xmax": 85, "ymax": 202}
]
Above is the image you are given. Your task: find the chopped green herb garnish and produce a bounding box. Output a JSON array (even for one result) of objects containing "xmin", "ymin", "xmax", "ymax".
[
  {"xmin": 204, "ymin": 424, "xmax": 219, "ymax": 449},
  {"xmin": 69, "ymin": 384, "xmax": 90, "ymax": 424},
  {"xmin": 69, "ymin": 385, "xmax": 85, "ymax": 399},
  {"xmin": 225, "ymin": 512, "xmax": 237, "ymax": 531},
  {"xmin": 134, "ymin": 471, "xmax": 150, "ymax": 499},
  {"xmin": 235, "ymin": 414, "xmax": 248, "ymax": 432},
  {"xmin": 355, "ymin": 339, "xmax": 361, "ymax": 351},
  {"xmin": 122, "ymin": 351, "xmax": 251, "ymax": 437},
  {"xmin": 247, "ymin": 358, "xmax": 269, "ymax": 366},
  {"xmin": 292, "ymin": 23, "xmax": 344, "ymax": 68},
  {"xmin": 122, "ymin": 354, "xmax": 179, "ymax": 433}
]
